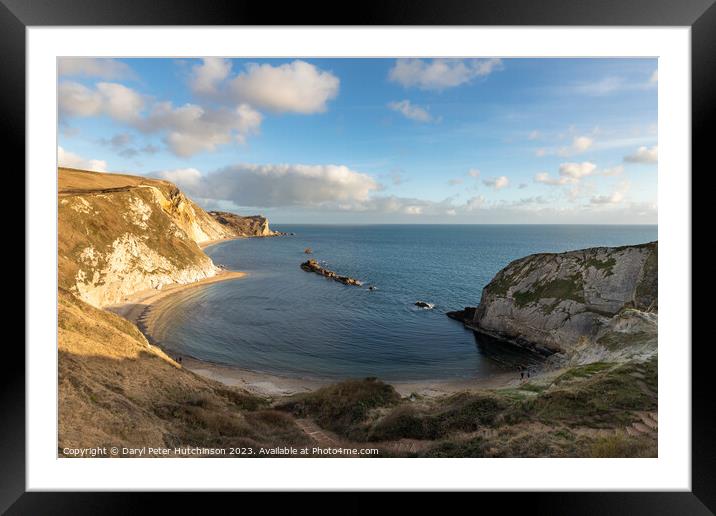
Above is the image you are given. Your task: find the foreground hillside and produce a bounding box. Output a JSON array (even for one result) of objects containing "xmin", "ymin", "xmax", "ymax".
[
  {"xmin": 275, "ymin": 360, "xmax": 657, "ymax": 457},
  {"xmin": 58, "ymin": 288, "xmax": 310, "ymax": 454}
]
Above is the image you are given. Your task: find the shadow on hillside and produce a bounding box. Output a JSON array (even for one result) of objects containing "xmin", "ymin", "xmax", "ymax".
[{"xmin": 57, "ymin": 349, "xmax": 311, "ymax": 457}]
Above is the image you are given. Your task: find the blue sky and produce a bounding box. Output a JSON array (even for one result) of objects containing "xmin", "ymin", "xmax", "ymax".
[{"xmin": 58, "ymin": 57, "xmax": 657, "ymax": 224}]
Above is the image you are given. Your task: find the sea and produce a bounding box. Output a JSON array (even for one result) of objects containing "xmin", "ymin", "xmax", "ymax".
[{"xmin": 150, "ymin": 225, "xmax": 657, "ymax": 381}]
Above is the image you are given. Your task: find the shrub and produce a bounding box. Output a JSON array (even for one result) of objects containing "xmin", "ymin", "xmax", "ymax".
[
  {"xmin": 590, "ymin": 434, "xmax": 656, "ymax": 458},
  {"xmin": 275, "ymin": 378, "xmax": 400, "ymax": 436}
]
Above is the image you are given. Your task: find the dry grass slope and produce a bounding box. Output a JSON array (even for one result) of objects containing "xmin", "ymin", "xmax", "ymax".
[{"xmin": 58, "ymin": 288, "xmax": 310, "ymax": 456}]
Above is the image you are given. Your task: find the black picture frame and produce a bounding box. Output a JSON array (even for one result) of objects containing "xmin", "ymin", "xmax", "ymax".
[{"xmin": 5, "ymin": 0, "xmax": 710, "ymax": 512}]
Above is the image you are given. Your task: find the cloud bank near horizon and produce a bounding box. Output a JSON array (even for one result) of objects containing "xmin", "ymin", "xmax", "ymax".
[{"xmin": 151, "ymin": 162, "xmax": 656, "ymax": 224}]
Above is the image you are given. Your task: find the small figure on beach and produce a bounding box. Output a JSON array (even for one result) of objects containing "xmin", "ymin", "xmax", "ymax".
[
  {"xmin": 519, "ymin": 365, "xmax": 530, "ymax": 381},
  {"xmin": 304, "ymin": 247, "xmax": 313, "ymax": 254}
]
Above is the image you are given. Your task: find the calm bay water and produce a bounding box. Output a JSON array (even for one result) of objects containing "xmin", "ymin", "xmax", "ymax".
[{"xmin": 151, "ymin": 225, "xmax": 657, "ymax": 381}]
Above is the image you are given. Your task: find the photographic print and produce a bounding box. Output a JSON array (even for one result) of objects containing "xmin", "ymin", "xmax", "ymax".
[{"xmin": 57, "ymin": 57, "xmax": 658, "ymax": 459}]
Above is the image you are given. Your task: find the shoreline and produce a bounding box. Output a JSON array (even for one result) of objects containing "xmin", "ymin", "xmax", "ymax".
[
  {"xmin": 181, "ymin": 355, "xmax": 536, "ymax": 397},
  {"xmin": 106, "ymin": 269, "xmax": 247, "ymax": 325},
  {"xmin": 199, "ymin": 235, "xmax": 244, "ymax": 250},
  {"xmin": 106, "ymin": 239, "xmax": 543, "ymax": 399}
]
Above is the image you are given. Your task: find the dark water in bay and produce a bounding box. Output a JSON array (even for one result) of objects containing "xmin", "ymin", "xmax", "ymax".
[{"xmin": 152, "ymin": 225, "xmax": 657, "ymax": 381}]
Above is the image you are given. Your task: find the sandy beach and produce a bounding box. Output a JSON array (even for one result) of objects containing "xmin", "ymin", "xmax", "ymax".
[
  {"xmin": 181, "ymin": 355, "xmax": 529, "ymax": 397},
  {"xmin": 198, "ymin": 236, "xmax": 244, "ymax": 249},
  {"xmin": 106, "ymin": 269, "xmax": 247, "ymax": 324}
]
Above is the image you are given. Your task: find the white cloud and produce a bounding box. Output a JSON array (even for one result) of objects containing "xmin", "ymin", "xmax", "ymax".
[
  {"xmin": 59, "ymin": 81, "xmax": 144, "ymax": 123},
  {"xmin": 189, "ymin": 57, "xmax": 232, "ymax": 96},
  {"xmin": 57, "ymin": 146, "xmax": 107, "ymax": 172},
  {"xmin": 650, "ymin": 69, "xmax": 658, "ymax": 83},
  {"xmin": 571, "ymin": 136, "xmax": 593, "ymax": 153},
  {"xmin": 534, "ymin": 172, "xmax": 572, "ymax": 186},
  {"xmin": 528, "ymin": 130, "xmax": 540, "ymax": 141},
  {"xmin": 465, "ymin": 196, "xmax": 486, "ymax": 211},
  {"xmin": 388, "ymin": 58, "xmax": 503, "ymax": 90},
  {"xmin": 448, "ymin": 178, "xmax": 463, "ymax": 186},
  {"xmin": 624, "ymin": 145, "xmax": 658, "ymax": 164},
  {"xmin": 387, "ymin": 100, "xmax": 433, "ymax": 122},
  {"xmin": 554, "ymin": 135, "xmax": 594, "ymax": 157},
  {"xmin": 535, "ymin": 162, "xmax": 597, "ymax": 187},
  {"xmin": 404, "ymin": 205, "xmax": 424, "ymax": 215},
  {"xmin": 590, "ymin": 181, "xmax": 630, "ymax": 205},
  {"xmin": 351, "ymin": 195, "xmax": 486, "ymax": 216},
  {"xmin": 467, "ymin": 168, "xmax": 481, "ymax": 178},
  {"xmin": 139, "ymin": 102, "xmax": 262, "ymax": 157},
  {"xmin": 351, "ymin": 196, "xmax": 422, "ymax": 214},
  {"xmin": 59, "ymin": 60, "xmax": 340, "ymax": 157},
  {"xmin": 58, "ymin": 58, "xmax": 135, "ymax": 80},
  {"xmin": 483, "ymin": 176, "xmax": 509, "ymax": 190},
  {"xmin": 163, "ymin": 163, "xmax": 379, "ymax": 208},
  {"xmin": 157, "ymin": 162, "xmax": 654, "ymax": 223},
  {"xmin": 512, "ymin": 196, "xmax": 550, "ymax": 207},
  {"xmin": 95, "ymin": 82, "xmax": 144, "ymax": 123},
  {"xmin": 155, "ymin": 168, "xmax": 203, "ymax": 189},
  {"xmin": 58, "ymin": 82, "xmax": 103, "ymax": 117},
  {"xmin": 60, "ymin": 81, "xmax": 263, "ymax": 157},
  {"xmin": 229, "ymin": 60, "xmax": 339, "ymax": 114},
  {"xmin": 559, "ymin": 161, "xmax": 597, "ymax": 179},
  {"xmin": 601, "ymin": 164, "xmax": 624, "ymax": 176}
]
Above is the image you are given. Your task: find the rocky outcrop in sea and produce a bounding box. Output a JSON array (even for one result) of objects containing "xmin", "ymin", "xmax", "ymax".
[{"xmin": 300, "ymin": 259, "xmax": 362, "ymax": 286}]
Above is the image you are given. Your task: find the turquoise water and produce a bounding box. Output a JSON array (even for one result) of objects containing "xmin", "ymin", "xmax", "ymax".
[{"xmin": 152, "ymin": 225, "xmax": 657, "ymax": 381}]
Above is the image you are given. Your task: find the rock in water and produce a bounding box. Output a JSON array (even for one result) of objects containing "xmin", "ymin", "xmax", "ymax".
[
  {"xmin": 415, "ymin": 301, "xmax": 434, "ymax": 309},
  {"xmin": 300, "ymin": 259, "xmax": 362, "ymax": 286},
  {"xmin": 446, "ymin": 307, "xmax": 477, "ymax": 322},
  {"xmin": 465, "ymin": 242, "xmax": 657, "ymax": 355},
  {"xmin": 304, "ymin": 248, "xmax": 313, "ymax": 254}
]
